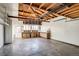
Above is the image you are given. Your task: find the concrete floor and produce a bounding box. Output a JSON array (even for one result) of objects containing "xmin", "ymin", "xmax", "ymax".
[{"xmin": 0, "ymin": 38, "xmax": 79, "ymax": 56}]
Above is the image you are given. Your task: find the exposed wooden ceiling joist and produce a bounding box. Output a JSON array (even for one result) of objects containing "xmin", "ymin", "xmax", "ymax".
[
  {"xmin": 60, "ymin": 4, "xmax": 79, "ymax": 15},
  {"xmin": 57, "ymin": 3, "xmax": 79, "ymax": 14},
  {"xmin": 57, "ymin": 7, "xmax": 69, "ymax": 14},
  {"xmin": 39, "ymin": 3, "xmax": 45, "ymax": 9},
  {"xmin": 38, "ymin": 8, "xmax": 56, "ymax": 18},
  {"xmin": 30, "ymin": 3, "xmax": 32, "ymax": 6},
  {"xmin": 46, "ymin": 3, "xmax": 56, "ymax": 10},
  {"xmin": 67, "ymin": 15, "xmax": 79, "ymax": 19},
  {"xmin": 19, "ymin": 12, "xmax": 36, "ymax": 17},
  {"xmin": 65, "ymin": 9, "xmax": 79, "ymax": 15},
  {"xmin": 31, "ymin": 3, "xmax": 59, "ymax": 17},
  {"xmin": 18, "ymin": 3, "xmax": 79, "ymax": 23},
  {"xmin": 48, "ymin": 14, "xmax": 54, "ymax": 17},
  {"xmin": 8, "ymin": 15, "xmax": 32, "ymax": 19},
  {"xmin": 68, "ymin": 12, "xmax": 79, "ymax": 16},
  {"xmin": 22, "ymin": 4, "xmax": 56, "ymax": 19},
  {"xmin": 38, "ymin": 9, "xmax": 47, "ymax": 13}
]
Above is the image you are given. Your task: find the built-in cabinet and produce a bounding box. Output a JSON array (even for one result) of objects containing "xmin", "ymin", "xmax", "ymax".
[
  {"xmin": 22, "ymin": 30, "xmax": 40, "ymax": 39},
  {"xmin": 22, "ymin": 30, "xmax": 51, "ymax": 39},
  {"xmin": 40, "ymin": 32, "xmax": 51, "ymax": 39}
]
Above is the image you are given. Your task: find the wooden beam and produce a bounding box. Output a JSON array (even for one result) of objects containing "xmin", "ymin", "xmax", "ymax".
[
  {"xmin": 67, "ymin": 15, "xmax": 79, "ymax": 19},
  {"xmin": 53, "ymin": 13, "xmax": 60, "ymax": 17},
  {"xmin": 23, "ymin": 4, "xmax": 46, "ymax": 16},
  {"xmin": 65, "ymin": 9, "xmax": 79, "ymax": 15},
  {"xmin": 38, "ymin": 8, "xmax": 55, "ymax": 18},
  {"xmin": 52, "ymin": 13, "xmax": 72, "ymax": 18},
  {"xmin": 46, "ymin": 4, "xmax": 56, "ymax": 10},
  {"xmin": 22, "ymin": 3, "xmax": 25, "ymax": 16},
  {"xmin": 43, "ymin": 17, "xmax": 48, "ymax": 20},
  {"xmin": 68, "ymin": 12, "xmax": 79, "ymax": 16},
  {"xmin": 19, "ymin": 10, "xmax": 32, "ymax": 14},
  {"xmin": 24, "ymin": 4, "xmax": 44, "ymax": 15},
  {"xmin": 39, "ymin": 9, "xmax": 72, "ymax": 19},
  {"xmin": 39, "ymin": 3, "xmax": 45, "ymax": 9},
  {"xmin": 73, "ymin": 16, "xmax": 79, "ymax": 18},
  {"xmin": 61, "ymin": 4, "xmax": 79, "ymax": 15},
  {"xmin": 34, "ymin": 10, "xmax": 43, "ymax": 15},
  {"xmin": 8, "ymin": 15, "xmax": 31, "ymax": 19},
  {"xmin": 30, "ymin": 6, "xmax": 35, "ymax": 12},
  {"xmin": 38, "ymin": 9, "xmax": 47, "ymax": 13},
  {"xmin": 57, "ymin": 4, "xmax": 79, "ymax": 14},
  {"xmin": 19, "ymin": 3, "xmax": 73, "ymax": 20},
  {"xmin": 57, "ymin": 7, "xmax": 69, "ymax": 13},
  {"xmin": 19, "ymin": 12, "xmax": 37, "ymax": 19},
  {"xmin": 46, "ymin": 16, "xmax": 52, "ymax": 19},
  {"xmin": 30, "ymin": 6, "xmax": 40, "ymax": 17},
  {"xmin": 30, "ymin": 3, "xmax": 32, "ymax": 6},
  {"xmin": 61, "ymin": 8, "xmax": 79, "ymax": 15},
  {"xmin": 48, "ymin": 14, "xmax": 54, "ymax": 17}
]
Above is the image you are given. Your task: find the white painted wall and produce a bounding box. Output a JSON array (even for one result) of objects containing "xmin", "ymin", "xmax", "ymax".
[
  {"xmin": 12, "ymin": 19, "xmax": 23, "ymax": 39},
  {"xmin": 50, "ymin": 19, "xmax": 79, "ymax": 46},
  {"xmin": 11, "ymin": 3, "xmax": 23, "ymax": 40},
  {"xmin": 0, "ymin": 24, "xmax": 4, "ymax": 48},
  {"xmin": 41, "ymin": 22, "xmax": 50, "ymax": 32},
  {"xmin": 0, "ymin": 4, "xmax": 6, "ymax": 48},
  {"xmin": 0, "ymin": 3, "xmax": 18, "ymax": 45},
  {"xmin": 42, "ymin": 16, "xmax": 79, "ymax": 46},
  {"xmin": 0, "ymin": 3, "xmax": 16, "ymax": 44}
]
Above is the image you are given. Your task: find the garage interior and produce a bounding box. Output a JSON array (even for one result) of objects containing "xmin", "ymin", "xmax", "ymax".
[{"xmin": 0, "ymin": 3, "xmax": 79, "ymax": 56}]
